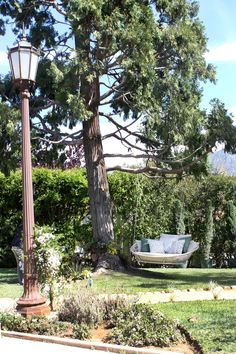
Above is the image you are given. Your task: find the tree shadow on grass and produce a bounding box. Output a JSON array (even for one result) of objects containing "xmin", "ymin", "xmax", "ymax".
[
  {"xmin": 124, "ymin": 267, "xmax": 236, "ymax": 290},
  {"xmin": 0, "ymin": 268, "xmax": 18, "ymax": 284}
]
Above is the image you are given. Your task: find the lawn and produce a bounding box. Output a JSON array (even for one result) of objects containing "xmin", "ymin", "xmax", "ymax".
[
  {"xmin": 1, "ymin": 267, "xmax": 236, "ymax": 298},
  {"xmin": 156, "ymin": 300, "xmax": 236, "ymax": 353},
  {"xmin": 0, "ymin": 268, "xmax": 22, "ymax": 298},
  {"xmin": 91, "ymin": 267, "xmax": 236, "ymax": 294},
  {"xmin": 1, "ymin": 267, "xmax": 236, "ymax": 353}
]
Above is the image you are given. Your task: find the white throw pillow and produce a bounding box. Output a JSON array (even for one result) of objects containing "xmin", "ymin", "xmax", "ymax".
[
  {"xmin": 148, "ymin": 239, "xmax": 165, "ymax": 253},
  {"xmin": 166, "ymin": 239, "xmax": 185, "ymax": 254},
  {"xmin": 160, "ymin": 235, "xmax": 178, "ymax": 253}
]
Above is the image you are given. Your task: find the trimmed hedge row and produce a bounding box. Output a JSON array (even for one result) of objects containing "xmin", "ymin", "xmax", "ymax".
[
  {"xmin": 109, "ymin": 173, "xmax": 236, "ymax": 267},
  {"xmin": 1, "ymin": 168, "xmax": 236, "ymax": 267},
  {"xmin": 0, "ymin": 168, "xmax": 89, "ymax": 267}
]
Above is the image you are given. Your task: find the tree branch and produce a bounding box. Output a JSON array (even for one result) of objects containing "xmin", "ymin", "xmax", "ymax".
[
  {"xmin": 100, "ymin": 112, "xmax": 165, "ymax": 152},
  {"xmin": 106, "ymin": 151, "xmax": 210, "ymax": 175},
  {"xmin": 99, "ymin": 81, "xmax": 125, "ymax": 102},
  {"xmin": 42, "ymin": 0, "xmax": 67, "ymax": 16}
]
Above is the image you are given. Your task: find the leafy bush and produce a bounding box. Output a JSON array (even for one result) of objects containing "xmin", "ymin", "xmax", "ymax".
[
  {"xmin": 103, "ymin": 294, "xmax": 130, "ymax": 321},
  {"xmin": 107, "ymin": 304, "xmax": 181, "ymax": 347},
  {"xmin": 58, "ymin": 289, "xmax": 104, "ymax": 326},
  {"xmin": 0, "ymin": 313, "xmax": 73, "ymax": 336},
  {"xmin": 72, "ymin": 323, "xmax": 91, "ymax": 340},
  {"xmin": 0, "ymin": 312, "xmax": 91, "ymax": 339},
  {"xmin": 0, "ymin": 168, "xmax": 89, "ymax": 267}
]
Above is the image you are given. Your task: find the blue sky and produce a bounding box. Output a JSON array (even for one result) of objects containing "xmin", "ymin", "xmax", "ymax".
[{"xmin": 198, "ymin": 0, "xmax": 236, "ymax": 117}]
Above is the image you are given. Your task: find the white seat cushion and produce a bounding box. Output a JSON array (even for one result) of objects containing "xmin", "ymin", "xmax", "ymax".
[{"xmin": 148, "ymin": 239, "xmax": 165, "ymax": 253}]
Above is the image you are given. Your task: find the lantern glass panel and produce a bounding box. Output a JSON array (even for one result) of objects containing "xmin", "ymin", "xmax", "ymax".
[
  {"xmin": 20, "ymin": 49, "xmax": 31, "ymax": 80},
  {"xmin": 29, "ymin": 52, "xmax": 39, "ymax": 81},
  {"xmin": 10, "ymin": 51, "xmax": 20, "ymax": 80}
]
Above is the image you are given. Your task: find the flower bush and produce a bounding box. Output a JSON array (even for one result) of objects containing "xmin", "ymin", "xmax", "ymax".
[{"xmin": 34, "ymin": 225, "xmax": 63, "ymax": 309}]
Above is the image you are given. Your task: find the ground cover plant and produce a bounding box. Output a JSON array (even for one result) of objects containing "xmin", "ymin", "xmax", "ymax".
[
  {"xmin": 156, "ymin": 299, "xmax": 236, "ymax": 353},
  {"xmin": 106, "ymin": 303, "xmax": 181, "ymax": 347},
  {"xmin": 0, "ymin": 312, "xmax": 90, "ymax": 340}
]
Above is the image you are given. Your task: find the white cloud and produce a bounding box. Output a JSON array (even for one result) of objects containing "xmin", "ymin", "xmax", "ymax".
[
  {"xmin": 205, "ymin": 41, "xmax": 236, "ymax": 62},
  {"xmin": 230, "ymin": 107, "xmax": 236, "ymax": 116},
  {"xmin": 229, "ymin": 107, "xmax": 236, "ymax": 124}
]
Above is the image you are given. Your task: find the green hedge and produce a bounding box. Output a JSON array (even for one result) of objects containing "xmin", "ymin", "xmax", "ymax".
[
  {"xmin": 1, "ymin": 168, "xmax": 236, "ymax": 268},
  {"xmin": 0, "ymin": 168, "xmax": 89, "ymax": 267},
  {"xmin": 109, "ymin": 173, "xmax": 236, "ymax": 267}
]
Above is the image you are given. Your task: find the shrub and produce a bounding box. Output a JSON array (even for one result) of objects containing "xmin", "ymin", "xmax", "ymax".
[
  {"xmin": 58, "ymin": 289, "xmax": 104, "ymax": 326},
  {"xmin": 0, "ymin": 168, "xmax": 89, "ymax": 268},
  {"xmin": 0, "ymin": 312, "xmax": 91, "ymax": 340},
  {"xmin": 0, "ymin": 313, "xmax": 73, "ymax": 336},
  {"xmin": 72, "ymin": 323, "xmax": 91, "ymax": 340},
  {"xmin": 103, "ymin": 294, "xmax": 130, "ymax": 321},
  {"xmin": 107, "ymin": 304, "xmax": 181, "ymax": 347}
]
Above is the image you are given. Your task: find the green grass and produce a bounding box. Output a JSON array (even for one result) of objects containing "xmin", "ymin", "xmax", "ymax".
[
  {"xmin": 0, "ymin": 268, "xmax": 23, "ymax": 298},
  {"xmin": 91, "ymin": 268, "xmax": 236, "ymax": 294},
  {"xmin": 156, "ymin": 300, "xmax": 236, "ymax": 354},
  {"xmin": 1, "ymin": 267, "xmax": 235, "ymax": 298}
]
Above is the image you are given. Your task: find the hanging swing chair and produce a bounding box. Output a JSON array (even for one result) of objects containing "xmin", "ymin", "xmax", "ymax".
[{"xmin": 130, "ymin": 234, "xmax": 199, "ymax": 267}]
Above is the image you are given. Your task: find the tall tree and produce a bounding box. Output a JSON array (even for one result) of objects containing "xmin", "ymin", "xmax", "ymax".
[
  {"xmin": 201, "ymin": 200, "xmax": 214, "ymax": 268},
  {"xmin": 0, "ymin": 98, "xmax": 21, "ymax": 175},
  {"xmin": 1, "ymin": 0, "xmax": 236, "ymax": 268},
  {"xmin": 225, "ymin": 200, "xmax": 236, "ymax": 265},
  {"xmin": 174, "ymin": 199, "xmax": 186, "ymax": 235}
]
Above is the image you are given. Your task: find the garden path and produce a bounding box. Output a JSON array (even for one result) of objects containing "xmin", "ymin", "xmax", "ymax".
[
  {"xmin": 0, "ymin": 286, "xmax": 236, "ymax": 313},
  {"xmin": 135, "ymin": 285, "xmax": 236, "ymax": 304}
]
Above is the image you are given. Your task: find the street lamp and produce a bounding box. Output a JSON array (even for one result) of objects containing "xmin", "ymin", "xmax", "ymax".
[{"xmin": 8, "ymin": 35, "xmax": 50, "ymax": 316}]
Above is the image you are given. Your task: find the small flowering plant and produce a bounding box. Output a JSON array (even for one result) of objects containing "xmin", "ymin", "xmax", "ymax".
[{"xmin": 33, "ymin": 225, "xmax": 63, "ymax": 309}]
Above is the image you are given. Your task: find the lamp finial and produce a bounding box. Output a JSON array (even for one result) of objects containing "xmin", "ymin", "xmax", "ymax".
[{"xmin": 21, "ymin": 22, "xmax": 26, "ymax": 40}]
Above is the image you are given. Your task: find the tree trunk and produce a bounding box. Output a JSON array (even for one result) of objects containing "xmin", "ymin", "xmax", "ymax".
[
  {"xmin": 83, "ymin": 114, "xmax": 114, "ymax": 245},
  {"xmin": 75, "ymin": 33, "xmax": 124, "ymax": 271},
  {"xmin": 82, "ymin": 114, "xmax": 124, "ymax": 272}
]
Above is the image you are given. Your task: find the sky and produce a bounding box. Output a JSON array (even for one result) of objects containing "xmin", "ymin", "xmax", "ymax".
[
  {"xmin": 198, "ymin": 0, "xmax": 236, "ymax": 117},
  {"xmin": 0, "ymin": 1, "xmax": 236, "ymax": 166}
]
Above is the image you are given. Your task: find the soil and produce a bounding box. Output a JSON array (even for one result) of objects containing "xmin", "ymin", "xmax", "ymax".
[{"xmin": 90, "ymin": 323, "xmax": 196, "ymax": 354}]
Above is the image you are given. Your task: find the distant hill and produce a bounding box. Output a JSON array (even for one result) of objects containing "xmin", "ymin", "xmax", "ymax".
[{"xmin": 210, "ymin": 150, "xmax": 236, "ymax": 176}]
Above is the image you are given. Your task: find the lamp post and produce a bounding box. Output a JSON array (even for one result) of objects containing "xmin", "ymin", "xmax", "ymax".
[{"xmin": 8, "ymin": 35, "xmax": 50, "ymax": 316}]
